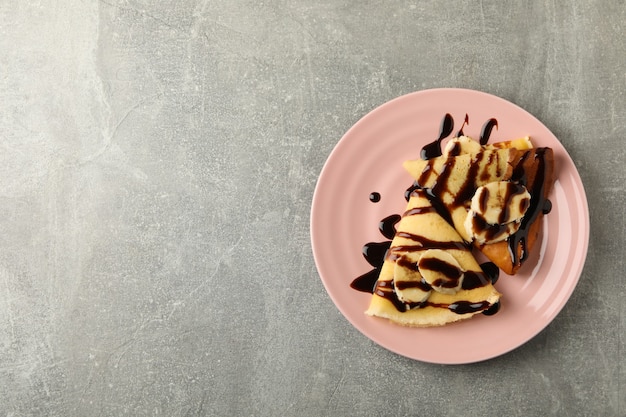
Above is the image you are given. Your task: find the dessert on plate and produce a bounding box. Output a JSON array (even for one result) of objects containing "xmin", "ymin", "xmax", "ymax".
[
  {"xmin": 363, "ymin": 132, "xmax": 555, "ymax": 327},
  {"xmin": 403, "ymin": 136, "xmax": 554, "ymax": 275}
]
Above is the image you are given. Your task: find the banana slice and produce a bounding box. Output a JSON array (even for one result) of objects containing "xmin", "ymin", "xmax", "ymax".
[
  {"xmin": 393, "ymin": 253, "xmax": 431, "ymax": 304},
  {"xmin": 465, "ymin": 181, "xmax": 531, "ymax": 244},
  {"xmin": 417, "ymin": 249, "xmax": 464, "ymax": 294}
]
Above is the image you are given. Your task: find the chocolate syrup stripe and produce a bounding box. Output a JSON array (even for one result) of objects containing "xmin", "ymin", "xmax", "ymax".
[
  {"xmin": 375, "ymin": 280, "xmax": 494, "ymax": 314},
  {"xmin": 395, "ymin": 279, "xmax": 431, "ymax": 292},
  {"xmin": 419, "ymin": 257, "xmax": 463, "ymax": 285},
  {"xmin": 480, "ymin": 119, "xmax": 498, "ymax": 145},
  {"xmin": 507, "ymin": 148, "xmax": 551, "ymax": 267},
  {"xmin": 402, "ymin": 206, "xmax": 436, "ymax": 217},
  {"xmin": 379, "ymin": 214, "xmax": 401, "ymax": 240}
]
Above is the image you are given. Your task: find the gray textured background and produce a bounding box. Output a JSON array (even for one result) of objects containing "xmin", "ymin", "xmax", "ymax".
[{"xmin": 0, "ymin": 1, "xmax": 624, "ymax": 416}]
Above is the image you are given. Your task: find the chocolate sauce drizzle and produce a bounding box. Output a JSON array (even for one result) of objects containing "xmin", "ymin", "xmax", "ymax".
[
  {"xmin": 350, "ymin": 241, "xmax": 391, "ymax": 293},
  {"xmin": 349, "ymin": 215, "xmax": 400, "ymax": 293},
  {"xmin": 420, "ymin": 113, "xmax": 454, "ymax": 159},
  {"xmin": 421, "ymin": 114, "xmax": 501, "ymax": 160},
  {"xmin": 379, "ymin": 214, "xmax": 401, "ymax": 240},
  {"xmin": 374, "ymin": 280, "xmax": 494, "ymax": 314},
  {"xmin": 404, "ymin": 182, "xmax": 421, "ymax": 201},
  {"xmin": 479, "ymin": 118, "xmax": 498, "ymax": 145},
  {"xmin": 543, "ymin": 200, "xmax": 552, "ymax": 214},
  {"xmin": 416, "ymin": 151, "xmax": 484, "ymax": 226},
  {"xmin": 506, "ymin": 148, "xmax": 551, "ymax": 267}
]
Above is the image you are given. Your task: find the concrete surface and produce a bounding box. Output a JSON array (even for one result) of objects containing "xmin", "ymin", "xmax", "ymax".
[{"xmin": 0, "ymin": 1, "xmax": 624, "ymax": 416}]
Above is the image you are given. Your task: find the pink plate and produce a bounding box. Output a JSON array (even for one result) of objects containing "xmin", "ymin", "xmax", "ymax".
[{"xmin": 310, "ymin": 88, "xmax": 589, "ymax": 364}]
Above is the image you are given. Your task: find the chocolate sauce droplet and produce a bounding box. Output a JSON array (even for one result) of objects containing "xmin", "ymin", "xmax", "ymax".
[
  {"xmin": 369, "ymin": 192, "xmax": 381, "ymax": 202},
  {"xmin": 543, "ymin": 199, "xmax": 552, "ymax": 214}
]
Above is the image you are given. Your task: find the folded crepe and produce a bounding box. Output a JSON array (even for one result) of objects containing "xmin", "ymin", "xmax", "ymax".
[
  {"xmin": 403, "ymin": 137, "xmax": 555, "ymax": 275},
  {"xmin": 365, "ymin": 188, "xmax": 500, "ymax": 327}
]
